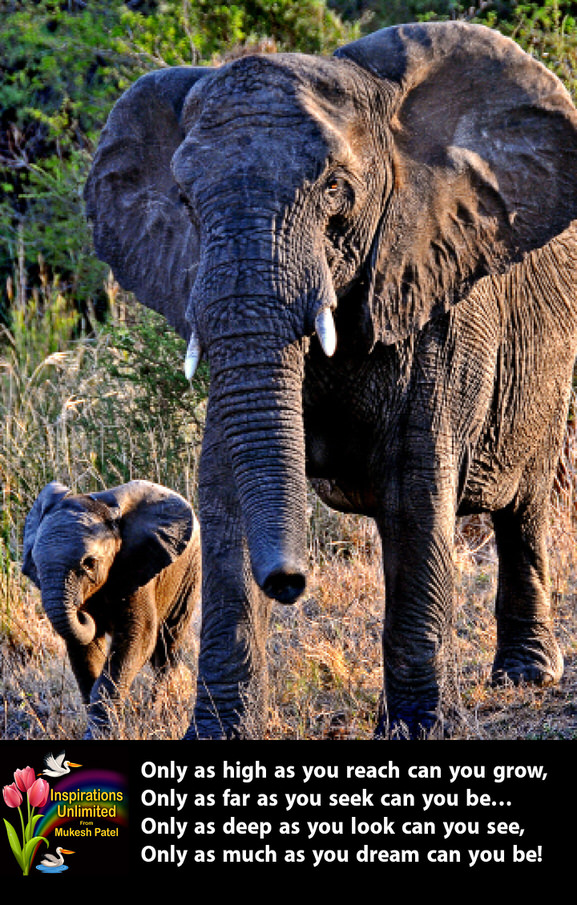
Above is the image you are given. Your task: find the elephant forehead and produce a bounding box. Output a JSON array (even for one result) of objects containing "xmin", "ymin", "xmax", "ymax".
[
  {"xmin": 35, "ymin": 507, "xmax": 115, "ymax": 554},
  {"xmin": 185, "ymin": 61, "xmax": 303, "ymax": 126},
  {"xmin": 174, "ymin": 127, "xmax": 323, "ymax": 188},
  {"xmin": 178, "ymin": 55, "xmax": 365, "ymax": 179},
  {"xmin": 182, "ymin": 52, "xmax": 358, "ymax": 126}
]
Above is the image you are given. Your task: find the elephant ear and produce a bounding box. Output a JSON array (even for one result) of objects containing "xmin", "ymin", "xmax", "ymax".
[
  {"xmin": 84, "ymin": 67, "xmax": 213, "ymax": 339},
  {"xmin": 335, "ymin": 22, "xmax": 577, "ymax": 345},
  {"xmin": 22, "ymin": 482, "xmax": 70, "ymax": 586},
  {"xmin": 90, "ymin": 481, "xmax": 196, "ymax": 592}
]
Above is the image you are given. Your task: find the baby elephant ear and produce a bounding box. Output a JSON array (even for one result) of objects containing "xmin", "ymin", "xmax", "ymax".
[
  {"xmin": 85, "ymin": 66, "xmax": 212, "ymax": 339},
  {"xmin": 336, "ymin": 22, "xmax": 577, "ymax": 344},
  {"xmin": 91, "ymin": 481, "xmax": 196, "ymax": 591},
  {"xmin": 22, "ymin": 482, "xmax": 70, "ymax": 586}
]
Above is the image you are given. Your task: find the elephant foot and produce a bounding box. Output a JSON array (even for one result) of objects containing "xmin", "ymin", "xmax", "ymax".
[
  {"xmin": 374, "ymin": 694, "xmax": 464, "ymax": 740},
  {"xmin": 184, "ymin": 699, "xmax": 245, "ymax": 740},
  {"xmin": 187, "ymin": 677, "xmax": 268, "ymax": 739},
  {"xmin": 85, "ymin": 697, "xmax": 117, "ymax": 739},
  {"xmin": 375, "ymin": 712, "xmax": 438, "ymax": 740},
  {"xmin": 184, "ymin": 722, "xmax": 241, "ymax": 740},
  {"xmin": 492, "ymin": 628, "xmax": 563, "ymax": 687},
  {"xmin": 83, "ymin": 727, "xmax": 100, "ymax": 740},
  {"xmin": 83, "ymin": 724, "xmax": 110, "ymax": 740}
]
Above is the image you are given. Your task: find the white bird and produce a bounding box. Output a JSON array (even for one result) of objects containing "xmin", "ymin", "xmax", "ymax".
[
  {"xmin": 41, "ymin": 752, "xmax": 82, "ymax": 778},
  {"xmin": 39, "ymin": 848, "xmax": 75, "ymax": 869}
]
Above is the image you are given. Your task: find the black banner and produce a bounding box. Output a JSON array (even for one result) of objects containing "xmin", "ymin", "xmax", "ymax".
[{"xmin": 0, "ymin": 739, "xmax": 573, "ymax": 879}]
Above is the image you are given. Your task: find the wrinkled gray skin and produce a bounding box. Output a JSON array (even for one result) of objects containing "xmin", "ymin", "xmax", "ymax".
[
  {"xmin": 23, "ymin": 480, "xmax": 200, "ymax": 737},
  {"xmin": 85, "ymin": 22, "xmax": 577, "ymax": 739}
]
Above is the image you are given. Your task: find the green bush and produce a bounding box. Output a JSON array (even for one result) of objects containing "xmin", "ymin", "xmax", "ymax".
[
  {"xmin": 0, "ymin": 2, "xmax": 134, "ymax": 317},
  {"xmin": 191, "ymin": 0, "xmax": 358, "ymax": 55},
  {"xmin": 484, "ymin": 1, "xmax": 577, "ymax": 97},
  {"xmin": 0, "ymin": 0, "xmax": 356, "ymax": 318}
]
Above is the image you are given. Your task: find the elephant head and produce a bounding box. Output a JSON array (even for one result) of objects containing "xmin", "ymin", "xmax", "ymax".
[
  {"xmin": 84, "ymin": 22, "xmax": 577, "ymax": 608},
  {"xmin": 22, "ymin": 480, "xmax": 195, "ymax": 645}
]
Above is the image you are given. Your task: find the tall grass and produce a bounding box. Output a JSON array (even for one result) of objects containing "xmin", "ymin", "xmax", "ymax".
[
  {"xmin": 1, "ymin": 277, "xmax": 576, "ymax": 740},
  {"xmin": 0, "ymin": 282, "xmax": 207, "ymax": 539}
]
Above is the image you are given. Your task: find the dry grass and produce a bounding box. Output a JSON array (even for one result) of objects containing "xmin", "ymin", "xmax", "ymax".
[
  {"xmin": 1, "ymin": 297, "xmax": 576, "ymax": 742},
  {"xmin": 3, "ymin": 492, "xmax": 576, "ymax": 742},
  {"xmin": 265, "ymin": 499, "xmax": 577, "ymax": 742}
]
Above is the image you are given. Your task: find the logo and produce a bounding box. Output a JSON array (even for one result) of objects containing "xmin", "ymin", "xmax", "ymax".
[{"xmin": 2, "ymin": 750, "xmax": 128, "ymax": 875}]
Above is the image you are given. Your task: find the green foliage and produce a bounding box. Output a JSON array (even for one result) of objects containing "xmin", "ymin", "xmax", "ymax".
[
  {"xmin": 190, "ymin": 0, "xmax": 359, "ymax": 55},
  {"xmin": 341, "ymin": 0, "xmax": 455, "ymax": 27},
  {"xmin": 481, "ymin": 1, "xmax": 577, "ymax": 96},
  {"xmin": 6, "ymin": 281, "xmax": 80, "ymax": 370},
  {"xmin": 0, "ymin": 1, "xmax": 135, "ymax": 317},
  {"xmin": 0, "ymin": 0, "xmax": 356, "ymax": 318},
  {"xmin": 94, "ymin": 303, "xmax": 209, "ymax": 490}
]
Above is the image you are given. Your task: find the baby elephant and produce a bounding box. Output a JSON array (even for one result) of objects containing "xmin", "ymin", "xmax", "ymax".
[{"xmin": 22, "ymin": 480, "xmax": 201, "ymax": 737}]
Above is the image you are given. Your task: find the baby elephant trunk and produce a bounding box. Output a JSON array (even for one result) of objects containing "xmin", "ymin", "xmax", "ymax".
[{"xmin": 41, "ymin": 572, "xmax": 97, "ymax": 646}]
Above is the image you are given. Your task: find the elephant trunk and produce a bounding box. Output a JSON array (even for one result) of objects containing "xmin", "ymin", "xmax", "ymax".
[
  {"xmin": 189, "ymin": 215, "xmax": 336, "ymax": 603},
  {"xmin": 41, "ymin": 572, "xmax": 96, "ymax": 646},
  {"xmin": 208, "ymin": 339, "xmax": 308, "ymax": 603}
]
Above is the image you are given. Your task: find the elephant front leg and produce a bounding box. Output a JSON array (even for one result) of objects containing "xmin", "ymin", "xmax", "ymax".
[
  {"xmin": 66, "ymin": 636, "xmax": 107, "ymax": 707},
  {"xmin": 375, "ymin": 463, "xmax": 462, "ymax": 739},
  {"xmin": 86, "ymin": 592, "xmax": 157, "ymax": 738},
  {"xmin": 491, "ymin": 491, "xmax": 563, "ymax": 687},
  {"xmin": 186, "ymin": 419, "xmax": 271, "ymax": 740}
]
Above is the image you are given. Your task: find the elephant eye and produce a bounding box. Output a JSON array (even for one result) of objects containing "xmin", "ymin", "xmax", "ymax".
[
  {"xmin": 323, "ymin": 174, "xmax": 354, "ymax": 215},
  {"xmin": 81, "ymin": 555, "xmax": 98, "ymax": 578},
  {"xmin": 176, "ymin": 186, "xmax": 199, "ymax": 224},
  {"xmin": 325, "ymin": 176, "xmax": 344, "ymax": 197}
]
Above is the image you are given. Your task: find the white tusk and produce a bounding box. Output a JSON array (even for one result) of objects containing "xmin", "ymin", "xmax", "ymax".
[
  {"xmin": 184, "ymin": 330, "xmax": 202, "ymax": 380},
  {"xmin": 315, "ymin": 306, "xmax": 337, "ymax": 357}
]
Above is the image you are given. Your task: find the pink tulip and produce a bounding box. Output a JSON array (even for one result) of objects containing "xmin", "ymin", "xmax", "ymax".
[
  {"xmin": 3, "ymin": 782, "xmax": 23, "ymax": 808},
  {"xmin": 27, "ymin": 777, "xmax": 49, "ymax": 809},
  {"xmin": 13, "ymin": 766, "xmax": 36, "ymax": 793}
]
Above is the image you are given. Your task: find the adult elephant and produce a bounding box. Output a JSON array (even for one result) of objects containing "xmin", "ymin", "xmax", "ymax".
[{"xmin": 85, "ymin": 22, "xmax": 577, "ymax": 739}]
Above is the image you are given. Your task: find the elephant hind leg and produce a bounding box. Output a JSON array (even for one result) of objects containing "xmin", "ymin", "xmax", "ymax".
[
  {"xmin": 150, "ymin": 584, "xmax": 198, "ymax": 675},
  {"xmin": 491, "ymin": 490, "xmax": 563, "ymax": 687},
  {"xmin": 151, "ymin": 621, "xmax": 186, "ymax": 674}
]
